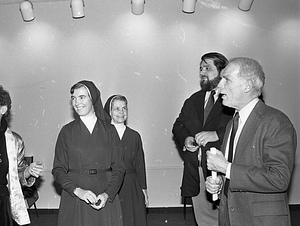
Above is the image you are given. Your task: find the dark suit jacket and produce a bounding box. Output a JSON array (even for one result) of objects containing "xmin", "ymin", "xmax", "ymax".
[
  {"xmin": 219, "ymin": 100, "xmax": 297, "ymax": 226},
  {"xmin": 172, "ymin": 90, "xmax": 234, "ymax": 197}
]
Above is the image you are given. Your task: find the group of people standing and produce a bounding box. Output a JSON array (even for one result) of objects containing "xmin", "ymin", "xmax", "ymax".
[
  {"xmin": 52, "ymin": 81, "xmax": 148, "ymax": 226},
  {"xmin": 0, "ymin": 51, "xmax": 297, "ymax": 226},
  {"xmin": 172, "ymin": 52, "xmax": 296, "ymax": 226},
  {"xmin": 0, "ymin": 81, "xmax": 148, "ymax": 226}
]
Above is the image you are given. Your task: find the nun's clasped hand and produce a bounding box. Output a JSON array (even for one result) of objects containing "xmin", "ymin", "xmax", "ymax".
[
  {"xmin": 74, "ymin": 187, "xmax": 108, "ymax": 210},
  {"xmin": 90, "ymin": 193, "xmax": 109, "ymax": 210}
]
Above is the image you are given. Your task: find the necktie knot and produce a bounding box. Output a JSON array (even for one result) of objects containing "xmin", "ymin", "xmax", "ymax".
[{"xmin": 210, "ymin": 89, "xmax": 216, "ymax": 96}]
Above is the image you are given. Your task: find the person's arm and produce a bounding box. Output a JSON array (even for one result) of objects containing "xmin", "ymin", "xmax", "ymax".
[
  {"xmin": 52, "ymin": 126, "xmax": 79, "ymax": 196},
  {"xmin": 230, "ymin": 113, "xmax": 296, "ymax": 193},
  {"xmin": 172, "ymin": 99, "xmax": 192, "ymax": 150},
  {"xmin": 101, "ymin": 124, "xmax": 125, "ymax": 202},
  {"xmin": 135, "ymin": 132, "xmax": 147, "ymax": 189},
  {"xmin": 14, "ymin": 131, "xmax": 36, "ymax": 187},
  {"xmin": 52, "ymin": 125, "xmax": 97, "ymax": 203},
  {"xmin": 134, "ymin": 132, "xmax": 149, "ymax": 206}
]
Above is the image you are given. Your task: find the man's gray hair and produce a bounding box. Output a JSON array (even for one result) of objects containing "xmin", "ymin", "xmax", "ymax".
[{"xmin": 229, "ymin": 57, "xmax": 265, "ymax": 95}]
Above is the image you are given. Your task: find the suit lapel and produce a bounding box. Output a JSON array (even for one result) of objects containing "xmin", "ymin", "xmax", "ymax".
[
  {"xmin": 194, "ymin": 91, "xmax": 223, "ymax": 126},
  {"xmin": 234, "ymin": 101, "xmax": 266, "ymax": 161},
  {"xmin": 221, "ymin": 120, "xmax": 232, "ymax": 155},
  {"xmin": 204, "ymin": 97, "xmax": 223, "ymax": 125},
  {"xmin": 194, "ymin": 91, "xmax": 206, "ymax": 125}
]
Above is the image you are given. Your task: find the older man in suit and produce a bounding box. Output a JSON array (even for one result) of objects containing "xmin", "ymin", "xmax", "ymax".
[
  {"xmin": 172, "ymin": 52, "xmax": 234, "ymax": 226},
  {"xmin": 206, "ymin": 57, "xmax": 297, "ymax": 226}
]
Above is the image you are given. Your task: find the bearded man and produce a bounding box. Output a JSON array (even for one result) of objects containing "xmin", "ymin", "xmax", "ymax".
[{"xmin": 172, "ymin": 52, "xmax": 234, "ymax": 226}]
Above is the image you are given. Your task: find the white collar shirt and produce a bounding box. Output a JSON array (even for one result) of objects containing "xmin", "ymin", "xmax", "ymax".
[
  {"xmin": 225, "ymin": 98, "xmax": 259, "ymax": 179},
  {"xmin": 204, "ymin": 89, "xmax": 219, "ymax": 108}
]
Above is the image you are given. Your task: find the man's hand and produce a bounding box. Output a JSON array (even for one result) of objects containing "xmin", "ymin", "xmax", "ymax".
[
  {"xmin": 206, "ymin": 149, "xmax": 229, "ymax": 174},
  {"xmin": 184, "ymin": 136, "xmax": 199, "ymax": 152},
  {"xmin": 205, "ymin": 175, "xmax": 223, "ymax": 195},
  {"xmin": 195, "ymin": 131, "xmax": 218, "ymax": 147}
]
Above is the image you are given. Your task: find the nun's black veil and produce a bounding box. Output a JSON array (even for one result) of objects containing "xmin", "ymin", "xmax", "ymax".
[{"xmin": 72, "ymin": 80, "xmax": 110, "ymax": 121}]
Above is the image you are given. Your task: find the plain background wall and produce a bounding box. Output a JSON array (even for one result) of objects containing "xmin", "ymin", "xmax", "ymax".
[{"xmin": 0, "ymin": 0, "xmax": 299, "ymax": 208}]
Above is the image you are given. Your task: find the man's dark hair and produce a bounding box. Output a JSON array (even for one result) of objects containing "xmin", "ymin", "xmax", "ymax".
[
  {"xmin": 0, "ymin": 85, "xmax": 12, "ymax": 118},
  {"xmin": 201, "ymin": 52, "xmax": 228, "ymax": 74}
]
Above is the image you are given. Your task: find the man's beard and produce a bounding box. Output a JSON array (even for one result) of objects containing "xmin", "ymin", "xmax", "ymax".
[{"xmin": 200, "ymin": 76, "xmax": 221, "ymax": 91}]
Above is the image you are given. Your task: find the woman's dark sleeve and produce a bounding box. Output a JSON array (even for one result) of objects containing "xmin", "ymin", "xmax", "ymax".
[{"xmin": 104, "ymin": 125, "xmax": 125, "ymax": 201}]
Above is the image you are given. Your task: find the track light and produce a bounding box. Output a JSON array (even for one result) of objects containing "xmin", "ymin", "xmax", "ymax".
[
  {"xmin": 238, "ymin": 0, "xmax": 254, "ymax": 11},
  {"xmin": 182, "ymin": 0, "xmax": 197, "ymax": 14},
  {"xmin": 19, "ymin": 0, "xmax": 35, "ymax": 22},
  {"xmin": 70, "ymin": 0, "xmax": 85, "ymax": 19},
  {"xmin": 131, "ymin": 0, "xmax": 145, "ymax": 15}
]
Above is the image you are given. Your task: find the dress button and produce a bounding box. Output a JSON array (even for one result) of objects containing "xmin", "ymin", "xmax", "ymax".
[{"xmin": 230, "ymin": 206, "xmax": 235, "ymax": 211}]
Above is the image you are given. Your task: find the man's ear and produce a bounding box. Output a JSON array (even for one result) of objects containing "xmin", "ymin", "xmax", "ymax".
[
  {"xmin": 0, "ymin": 105, "xmax": 8, "ymax": 115},
  {"xmin": 244, "ymin": 80, "xmax": 253, "ymax": 93}
]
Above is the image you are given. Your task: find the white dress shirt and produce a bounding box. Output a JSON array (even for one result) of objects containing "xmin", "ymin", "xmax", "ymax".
[
  {"xmin": 225, "ymin": 98, "xmax": 259, "ymax": 179},
  {"xmin": 204, "ymin": 89, "xmax": 219, "ymax": 107}
]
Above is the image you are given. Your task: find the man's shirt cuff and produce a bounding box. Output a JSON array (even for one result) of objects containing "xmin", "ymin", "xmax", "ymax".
[{"xmin": 226, "ymin": 163, "xmax": 232, "ymax": 179}]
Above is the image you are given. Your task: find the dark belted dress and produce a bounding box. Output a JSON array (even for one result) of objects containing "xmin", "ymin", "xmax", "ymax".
[{"xmin": 52, "ymin": 118, "xmax": 125, "ymax": 226}]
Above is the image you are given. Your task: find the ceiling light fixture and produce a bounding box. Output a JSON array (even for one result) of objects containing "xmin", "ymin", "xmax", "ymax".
[
  {"xmin": 182, "ymin": 0, "xmax": 197, "ymax": 14},
  {"xmin": 238, "ymin": 0, "xmax": 254, "ymax": 11},
  {"xmin": 70, "ymin": 0, "xmax": 85, "ymax": 19},
  {"xmin": 131, "ymin": 0, "xmax": 145, "ymax": 15},
  {"xmin": 19, "ymin": 0, "xmax": 35, "ymax": 22}
]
